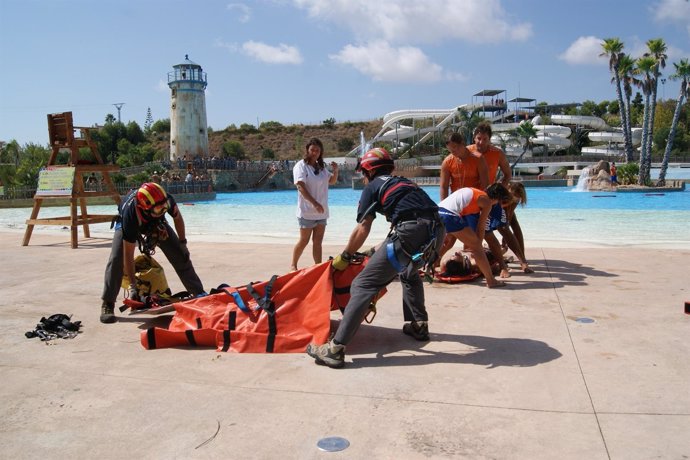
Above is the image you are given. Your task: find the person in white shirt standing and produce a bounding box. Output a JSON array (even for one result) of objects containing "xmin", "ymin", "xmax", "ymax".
[{"xmin": 291, "ymin": 138, "xmax": 338, "ymax": 271}]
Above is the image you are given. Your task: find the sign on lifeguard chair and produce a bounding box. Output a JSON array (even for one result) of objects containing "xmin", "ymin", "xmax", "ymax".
[{"xmin": 22, "ymin": 112, "xmax": 121, "ymax": 248}]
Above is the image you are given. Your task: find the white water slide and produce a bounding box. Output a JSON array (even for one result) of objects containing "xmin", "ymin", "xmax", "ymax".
[
  {"xmin": 355, "ymin": 107, "xmax": 641, "ymax": 158},
  {"xmin": 349, "ymin": 105, "xmax": 483, "ymax": 156}
]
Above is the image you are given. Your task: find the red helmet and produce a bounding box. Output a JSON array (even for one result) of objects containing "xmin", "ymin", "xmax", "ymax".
[
  {"xmin": 358, "ymin": 147, "xmax": 393, "ymax": 173},
  {"xmin": 136, "ymin": 182, "xmax": 169, "ymax": 216}
]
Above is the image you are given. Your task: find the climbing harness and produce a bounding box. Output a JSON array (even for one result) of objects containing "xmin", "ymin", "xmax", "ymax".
[{"xmin": 25, "ymin": 314, "xmax": 82, "ymax": 341}]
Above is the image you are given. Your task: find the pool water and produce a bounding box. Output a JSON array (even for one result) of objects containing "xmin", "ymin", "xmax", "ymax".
[{"xmin": 1, "ymin": 187, "xmax": 688, "ymax": 248}]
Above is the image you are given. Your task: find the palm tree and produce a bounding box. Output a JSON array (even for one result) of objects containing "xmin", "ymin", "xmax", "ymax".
[
  {"xmin": 634, "ymin": 56, "xmax": 656, "ymax": 185},
  {"xmin": 455, "ymin": 107, "xmax": 485, "ymax": 144},
  {"xmin": 617, "ymin": 54, "xmax": 637, "ymax": 162},
  {"xmin": 642, "ymin": 38, "xmax": 667, "ymax": 179},
  {"xmin": 601, "ymin": 38, "xmax": 633, "ymax": 163},
  {"xmin": 657, "ymin": 58, "xmax": 690, "ymax": 186},
  {"xmin": 510, "ymin": 121, "xmax": 538, "ymax": 170}
]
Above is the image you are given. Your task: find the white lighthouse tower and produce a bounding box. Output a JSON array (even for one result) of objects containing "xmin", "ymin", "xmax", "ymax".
[{"xmin": 168, "ymin": 55, "xmax": 208, "ymax": 161}]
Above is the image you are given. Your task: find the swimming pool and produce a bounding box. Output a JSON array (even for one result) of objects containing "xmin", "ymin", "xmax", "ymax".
[{"xmin": 1, "ymin": 187, "xmax": 688, "ymax": 248}]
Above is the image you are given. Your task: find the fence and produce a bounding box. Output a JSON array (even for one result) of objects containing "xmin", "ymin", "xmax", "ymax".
[{"xmin": 0, "ymin": 180, "xmax": 213, "ymax": 201}]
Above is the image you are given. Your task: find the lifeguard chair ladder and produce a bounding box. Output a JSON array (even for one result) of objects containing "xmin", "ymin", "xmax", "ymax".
[{"xmin": 22, "ymin": 112, "xmax": 121, "ymax": 248}]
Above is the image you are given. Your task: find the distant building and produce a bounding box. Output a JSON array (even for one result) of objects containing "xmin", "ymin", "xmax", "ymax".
[{"xmin": 168, "ymin": 55, "xmax": 208, "ymax": 161}]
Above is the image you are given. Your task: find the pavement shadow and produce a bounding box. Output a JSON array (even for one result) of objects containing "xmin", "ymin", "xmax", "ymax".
[
  {"xmin": 503, "ymin": 258, "xmax": 617, "ymax": 290},
  {"xmin": 346, "ymin": 323, "xmax": 562, "ymax": 369}
]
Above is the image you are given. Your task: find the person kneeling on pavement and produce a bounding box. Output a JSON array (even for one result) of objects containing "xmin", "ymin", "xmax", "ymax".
[
  {"xmin": 100, "ymin": 182, "xmax": 206, "ymax": 323},
  {"xmin": 306, "ymin": 148, "xmax": 445, "ymax": 368}
]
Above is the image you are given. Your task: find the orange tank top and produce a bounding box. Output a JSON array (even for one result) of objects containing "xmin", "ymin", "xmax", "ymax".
[
  {"xmin": 469, "ymin": 144, "xmax": 502, "ymax": 183},
  {"xmin": 442, "ymin": 153, "xmax": 484, "ymax": 191},
  {"xmin": 460, "ymin": 188, "xmax": 486, "ymax": 216}
]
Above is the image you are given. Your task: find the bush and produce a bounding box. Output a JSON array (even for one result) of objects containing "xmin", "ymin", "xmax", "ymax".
[
  {"xmin": 259, "ymin": 121, "xmax": 283, "ymax": 131},
  {"xmin": 222, "ymin": 140, "xmax": 246, "ymax": 159},
  {"xmin": 617, "ymin": 162, "xmax": 639, "ymax": 185},
  {"xmin": 336, "ymin": 137, "xmax": 355, "ymax": 152},
  {"xmin": 151, "ymin": 119, "xmax": 171, "ymax": 134},
  {"xmin": 239, "ymin": 123, "xmax": 258, "ymax": 133},
  {"xmin": 322, "ymin": 117, "xmax": 336, "ymax": 128}
]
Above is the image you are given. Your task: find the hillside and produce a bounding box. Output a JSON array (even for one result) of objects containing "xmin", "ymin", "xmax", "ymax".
[
  {"xmin": 210, "ymin": 119, "xmax": 384, "ymax": 160},
  {"xmin": 150, "ymin": 119, "xmax": 385, "ymax": 161}
]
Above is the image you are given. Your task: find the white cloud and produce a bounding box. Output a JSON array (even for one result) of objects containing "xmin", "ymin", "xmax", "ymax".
[
  {"xmin": 227, "ymin": 3, "xmax": 251, "ymax": 23},
  {"xmin": 653, "ymin": 0, "xmax": 690, "ymax": 36},
  {"xmin": 215, "ymin": 38, "xmax": 238, "ymax": 53},
  {"xmin": 292, "ymin": 0, "xmax": 532, "ymax": 45},
  {"xmin": 242, "ymin": 41, "xmax": 303, "ymax": 65},
  {"xmin": 653, "ymin": 0, "xmax": 690, "ymax": 19},
  {"xmin": 558, "ymin": 36, "xmax": 607, "ymax": 66},
  {"xmin": 330, "ymin": 41, "xmax": 447, "ymax": 83}
]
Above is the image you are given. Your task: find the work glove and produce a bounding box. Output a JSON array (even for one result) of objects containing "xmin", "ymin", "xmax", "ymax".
[
  {"xmin": 128, "ymin": 284, "xmax": 141, "ymax": 302},
  {"xmin": 332, "ymin": 252, "xmax": 352, "ymax": 271}
]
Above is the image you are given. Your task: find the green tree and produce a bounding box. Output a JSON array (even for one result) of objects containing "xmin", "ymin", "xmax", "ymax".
[
  {"xmin": 16, "ymin": 143, "xmax": 51, "ymax": 187},
  {"xmin": 658, "ymin": 58, "xmax": 690, "ymax": 185},
  {"xmin": 510, "ymin": 121, "xmax": 538, "ymax": 170},
  {"xmin": 455, "ymin": 107, "xmax": 484, "ymax": 144},
  {"xmin": 126, "ymin": 121, "xmax": 145, "ymax": 145},
  {"xmin": 0, "ymin": 140, "xmax": 20, "ymax": 169},
  {"xmin": 322, "ymin": 117, "xmax": 336, "ymax": 128},
  {"xmin": 222, "ymin": 141, "xmax": 246, "ymax": 159},
  {"xmin": 634, "ymin": 56, "xmax": 656, "ymax": 185},
  {"xmin": 151, "ymin": 118, "xmax": 171, "ymax": 133},
  {"xmin": 144, "ymin": 108, "xmax": 154, "ymax": 131},
  {"xmin": 580, "ymin": 100, "xmax": 599, "ymax": 116},
  {"xmin": 642, "ymin": 38, "xmax": 668, "ymax": 179},
  {"xmin": 618, "ymin": 54, "xmax": 638, "ymax": 161},
  {"xmin": 601, "ymin": 38, "xmax": 633, "ymax": 162}
]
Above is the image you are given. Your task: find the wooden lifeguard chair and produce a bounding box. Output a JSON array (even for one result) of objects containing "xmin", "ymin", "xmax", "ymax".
[{"xmin": 22, "ymin": 112, "xmax": 121, "ymax": 248}]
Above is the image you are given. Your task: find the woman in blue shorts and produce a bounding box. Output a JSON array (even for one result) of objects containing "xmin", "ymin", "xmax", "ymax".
[
  {"xmin": 437, "ymin": 184, "xmax": 511, "ymax": 288},
  {"xmin": 291, "ymin": 138, "xmax": 339, "ymax": 271}
]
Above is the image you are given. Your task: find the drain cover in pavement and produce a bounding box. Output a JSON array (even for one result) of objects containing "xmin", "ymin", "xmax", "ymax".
[
  {"xmin": 575, "ymin": 317, "xmax": 595, "ymax": 323},
  {"xmin": 317, "ymin": 437, "xmax": 350, "ymax": 452}
]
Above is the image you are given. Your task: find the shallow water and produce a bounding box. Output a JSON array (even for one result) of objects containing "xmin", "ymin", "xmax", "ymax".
[{"xmin": 1, "ymin": 187, "xmax": 689, "ymax": 248}]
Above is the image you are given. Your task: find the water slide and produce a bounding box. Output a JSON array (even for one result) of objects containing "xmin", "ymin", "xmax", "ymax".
[
  {"xmin": 491, "ymin": 116, "xmax": 573, "ymax": 155},
  {"xmin": 550, "ymin": 114, "xmax": 609, "ymax": 130},
  {"xmin": 355, "ymin": 105, "xmax": 641, "ymax": 158},
  {"xmin": 349, "ymin": 104, "xmax": 484, "ymax": 156}
]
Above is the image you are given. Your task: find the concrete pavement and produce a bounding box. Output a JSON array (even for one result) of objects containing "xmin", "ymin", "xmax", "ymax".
[{"xmin": 1, "ymin": 231, "xmax": 688, "ymax": 459}]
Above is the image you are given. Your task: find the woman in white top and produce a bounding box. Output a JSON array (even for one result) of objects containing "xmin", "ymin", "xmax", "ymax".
[{"xmin": 291, "ymin": 138, "xmax": 339, "ymax": 271}]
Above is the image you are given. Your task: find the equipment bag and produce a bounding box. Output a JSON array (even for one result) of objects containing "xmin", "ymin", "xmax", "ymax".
[{"xmin": 121, "ymin": 255, "xmax": 170, "ymax": 298}]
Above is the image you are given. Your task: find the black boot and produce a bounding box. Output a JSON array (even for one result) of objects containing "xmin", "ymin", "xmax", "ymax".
[{"xmin": 100, "ymin": 301, "xmax": 116, "ymax": 324}]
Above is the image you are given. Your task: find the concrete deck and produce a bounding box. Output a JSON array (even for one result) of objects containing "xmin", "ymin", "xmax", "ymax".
[{"xmin": 1, "ymin": 231, "xmax": 688, "ymax": 459}]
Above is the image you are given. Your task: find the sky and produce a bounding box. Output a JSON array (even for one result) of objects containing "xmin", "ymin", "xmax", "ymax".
[{"xmin": 1, "ymin": 0, "xmax": 689, "ymax": 146}]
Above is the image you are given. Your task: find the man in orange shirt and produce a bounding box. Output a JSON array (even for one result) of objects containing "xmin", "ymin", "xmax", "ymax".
[
  {"xmin": 439, "ymin": 132, "xmax": 488, "ymax": 200},
  {"xmin": 469, "ymin": 122, "xmax": 532, "ymax": 274},
  {"xmin": 468, "ymin": 121, "xmax": 511, "ymax": 185}
]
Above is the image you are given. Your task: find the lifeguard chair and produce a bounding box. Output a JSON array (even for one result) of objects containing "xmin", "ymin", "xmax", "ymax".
[{"xmin": 22, "ymin": 112, "xmax": 121, "ymax": 248}]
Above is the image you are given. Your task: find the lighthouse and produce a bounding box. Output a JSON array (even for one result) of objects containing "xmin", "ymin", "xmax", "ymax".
[{"xmin": 168, "ymin": 55, "xmax": 208, "ymax": 161}]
